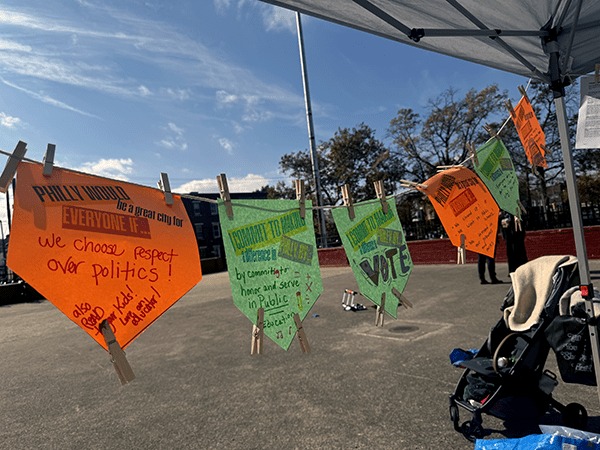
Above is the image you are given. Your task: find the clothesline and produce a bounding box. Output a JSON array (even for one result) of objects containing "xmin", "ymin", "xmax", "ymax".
[{"xmin": 0, "ymin": 147, "xmax": 417, "ymax": 215}]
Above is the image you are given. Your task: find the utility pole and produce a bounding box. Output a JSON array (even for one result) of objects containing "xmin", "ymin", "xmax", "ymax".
[{"xmin": 296, "ymin": 12, "xmax": 328, "ymax": 248}]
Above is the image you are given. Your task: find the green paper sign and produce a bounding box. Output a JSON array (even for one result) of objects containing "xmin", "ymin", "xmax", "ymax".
[
  {"xmin": 219, "ymin": 199, "xmax": 322, "ymax": 350},
  {"xmin": 473, "ymin": 138, "xmax": 521, "ymax": 218},
  {"xmin": 332, "ymin": 199, "xmax": 412, "ymax": 319}
]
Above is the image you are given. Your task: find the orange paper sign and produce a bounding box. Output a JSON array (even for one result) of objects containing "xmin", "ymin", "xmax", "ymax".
[
  {"xmin": 510, "ymin": 94, "xmax": 547, "ymax": 168},
  {"xmin": 7, "ymin": 162, "xmax": 202, "ymax": 349},
  {"xmin": 418, "ymin": 167, "xmax": 499, "ymax": 258}
]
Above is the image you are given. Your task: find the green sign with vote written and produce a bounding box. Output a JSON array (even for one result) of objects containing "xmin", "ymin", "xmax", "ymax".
[
  {"xmin": 219, "ymin": 199, "xmax": 322, "ymax": 350},
  {"xmin": 331, "ymin": 199, "xmax": 412, "ymax": 319}
]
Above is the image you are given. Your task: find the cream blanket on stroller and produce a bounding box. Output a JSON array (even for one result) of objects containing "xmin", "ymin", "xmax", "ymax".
[{"xmin": 503, "ymin": 255, "xmax": 577, "ymax": 331}]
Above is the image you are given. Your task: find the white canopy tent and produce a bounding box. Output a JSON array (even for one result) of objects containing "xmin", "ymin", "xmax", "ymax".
[{"xmin": 259, "ymin": 0, "xmax": 600, "ymax": 398}]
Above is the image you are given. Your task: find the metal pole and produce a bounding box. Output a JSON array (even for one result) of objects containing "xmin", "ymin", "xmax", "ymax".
[
  {"xmin": 555, "ymin": 94, "xmax": 600, "ymax": 396},
  {"xmin": 296, "ymin": 12, "xmax": 328, "ymax": 248},
  {"xmin": 6, "ymin": 181, "xmax": 11, "ymax": 232}
]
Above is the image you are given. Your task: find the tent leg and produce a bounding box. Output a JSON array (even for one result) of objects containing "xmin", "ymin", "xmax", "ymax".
[{"xmin": 554, "ymin": 95, "xmax": 600, "ymax": 399}]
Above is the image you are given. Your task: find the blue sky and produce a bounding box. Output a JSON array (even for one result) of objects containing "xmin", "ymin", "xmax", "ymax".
[{"xmin": 0, "ymin": 0, "xmax": 528, "ymax": 228}]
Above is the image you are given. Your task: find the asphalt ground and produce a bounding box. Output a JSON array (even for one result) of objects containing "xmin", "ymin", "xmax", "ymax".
[{"xmin": 2, "ymin": 261, "xmax": 600, "ymax": 449}]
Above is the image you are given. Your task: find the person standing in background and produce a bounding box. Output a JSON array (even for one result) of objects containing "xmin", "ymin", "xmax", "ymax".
[{"xmin": 501, "ymin": 212, "xmax": 528, "ymax": 274}]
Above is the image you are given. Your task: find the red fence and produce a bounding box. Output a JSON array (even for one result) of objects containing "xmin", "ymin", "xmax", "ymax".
[{"xmin": 318, "ymin": 226, "xmax": 600, "ymax": 266}]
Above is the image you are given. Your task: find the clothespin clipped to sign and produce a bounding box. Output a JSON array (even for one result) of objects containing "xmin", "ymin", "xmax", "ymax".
[
  {"xmin": 157, "ymin": 172, "xmax": 174, "ymax": 205},
  {"xmin": 295, "ymin": 179, "xmax": 305, "ymax": 219},
  {"xmin": 375, "ymin": 292, "xmax": 386, "ymax": 327},
  {"xmin": 466, "ymin": 142, "xmax": 479, "ymax": 167},
  {"xmin": 374, "ymin": 180, "xmax": 388, "ymax": 214},
  {"xmin": 43, "ymin": 143, "xmax": 55, "ymax": 176},
  {"xmin": 517, "ymin": 85, "xmax": 528, "ymax": 100},
  {"xmin": 217, "ymin": 173, "xmax": 233, "ymax": 218},
  {"xmin": 483, "ymin": 123, "xmax": 498, "ymax": 139},
  {"xmin": 392, "ymin": 287, "xmax": 413, "ymax": 310},
  {"xmin": 251, "ymin": 308, "xmax": 264, "ymax": 355},
  {"xmin": 293, "ymin": 313, "xmax": 310, "ymax": 354},
  {"xmin": 400, "ymin": 179, "xmax": 428, "ymax": 191},
  {"xmin": 457, "ymin": 233, "xmax": 466, "ymax": 265},
  {"xmin": 514, "ymin": 214, "xmax": 523, "ymax": 232},
  {"xmin": 596, "ymin": 64, "xmax": 600, "ymax": 84},
  {"xmin": 0, "ymin": 141, "xmax": 27, "ymax": 193},
  {"xmin": 99, "ymin": 320, "xmax": 135, "ymax": 385},
  {"xmin": 504, "ymin": 99, "xmax": 516, "ymax": 120},
  {"xmin": 341, "ymin": 184, "xmax": 355, "ymax": 220}
]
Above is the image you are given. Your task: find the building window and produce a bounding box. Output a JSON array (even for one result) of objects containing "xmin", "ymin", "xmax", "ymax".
[
  {"xmin": 194, "ymin": 223, "xmax": 203, "ymax": 240},
  {"xmin": 193, "ymin": 202, "xmax": 201, "ymax": 217},
  {"xmin": 213, "ymin": 246, "xmax": 221, "ymax": 258},
  {"xmin": 199, "ymin": 247, "xmax": 208, "ymax": 258},
  {"xmin": 212, "ymin": 223, "xmax": 221, "ymax": 238},
  {"xmin": 210, "ymin": 203, "xmax": 218, "ymax": 215}
]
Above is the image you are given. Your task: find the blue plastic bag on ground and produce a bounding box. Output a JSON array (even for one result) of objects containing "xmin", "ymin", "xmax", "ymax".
[{"xmin": 475, "ymin": 434, "xmax": 600, "ymax": 449}]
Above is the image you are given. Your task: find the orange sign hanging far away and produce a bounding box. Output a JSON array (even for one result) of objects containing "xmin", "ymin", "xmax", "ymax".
[
  {"xmin": 509, "ymin": 93, "xmax": 547, "ymax": 168},
  {"xmin": 7, "ymin": 162, "xmax": 202, "ymax": 350},
  {"xmin": 418, "ymin": 167, "xmax": 499, "ymax": 258}
]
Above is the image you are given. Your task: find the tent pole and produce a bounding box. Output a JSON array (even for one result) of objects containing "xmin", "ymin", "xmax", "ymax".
[
  {"xmin": 296, "ymin": 12, "xmax": 328, "ymax": 248},
  {"xmin": 554, "ymin": 94, "xmax": 600, "ymax": 397}
]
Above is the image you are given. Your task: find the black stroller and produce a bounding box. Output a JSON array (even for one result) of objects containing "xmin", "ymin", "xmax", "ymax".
[{"xmin": 449, "ymin": 255, "xmax": 593, "ymax": 442}]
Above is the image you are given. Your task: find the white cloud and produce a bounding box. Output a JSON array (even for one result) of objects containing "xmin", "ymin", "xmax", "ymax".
[
  {"xmin": 0, "ymin": 112, "xmax": 21, "ymax": 128},
  {"xmin": 0, "ymin": 38, "xmax": 32, "ymax": 52},
  {"xmin": 168, "ymin": 122, "xmax": 184, "ymax": 136},
  {"xmin": 73, "ymin": 158, "xmax": 134, "ymax": 181},
  {"xmin": 219, "ymin": 137, "xmax": 235, "ymax": 154},
  {"xmin": 175, "ymin": 173, "xmax": 268, "ymax": 194},
  {"xmin": 138, "ymin": 85, "xmax": 151, "ymax": 96},
  {"xmin": 214, "ymin": 0, "xmax": 231, "ymax": 14},
  {"xmin": 157, "ymin": 122, "xmax": 187, "ymax": 151},
  {"xmin": 216, "ymin": 90, "xmax": 238, "ymax": 107},
  {"xmin": 1, "ymin": 78, "xmax": 101, "ymax": 118},
  {"xmin": 261, "ymin": 5, "xmax": 296, "ymax": 33}
]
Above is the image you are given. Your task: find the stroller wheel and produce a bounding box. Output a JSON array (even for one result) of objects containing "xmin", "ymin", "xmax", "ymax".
[
  {"xmin": 460, "ymin": 420, "xmax": 483, "ymax": 442},
  {"xmin": 563, "ymin": 402, "xmax": 588, "ymax": 430}
]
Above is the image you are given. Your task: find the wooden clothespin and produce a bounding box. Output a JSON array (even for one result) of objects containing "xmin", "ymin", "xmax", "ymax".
[
  {"xmin": 293, "ymin": 313, "xmax": 310, "ymax": 354},
  {"xmin": 504, "ymin": 99, "xmax": 516, "ymax": 119},
  {"xmin": 99, "ymin": 320, "xmax": 135, "ymax": 385},
  {"xmin": 483, "ymin": 123, "xmax": 498, "ymax": 139},
  {"xmin": 251, "ymin": 308, "xmax": 264, "ymax": 355},
  {"xmin": 157, "ymin": 172, "xmax": 174, "ymax": 205},
  {"xmin": 217, "ymin": 173, "xmax": 233, "ymax": 218},
  {"xmin": 596, "ymin": 64, "xmax": 600, "ymax": 84},
  {"xmin": 400, "ymin": 179, "xmax": 428, "ymax": 191},
  {"xmin": 514, "ymin": 214, "xmax": 522, "ymax": 232},
  {"xmin": 375, "ymin": 293, "xmax": 386, "ymax": 327},
  {"xmin": 341, "ymin": 184, "xmax": 355, "ymax": 220},
  {"xmin": 374, "ymin": 180, "xmax": 388, "ymax": 214},
  {"xmin": 466, "ymin": 142, "xmax": 479, "ymax": 167},
  {"xmin": 295, "ymin": 179, "xmax": 305, "ymax": 219},
  {"xmin": 457, "ymin": 233, "xmax": 466, "ymax": 265},
  {"xmin": 0, "ymin": 141, "xmax": 27, "ymax": 193},
  {"xmin": 518, "ymin": 85, "xmax": 528, "ymax": 100},
  {"xmin": 43, "ymin": 143, "xmax": 55, "ymax": 176},
  {"xmin": 392, "ymin": 287, "xmax": 413, "ymax": 309}
]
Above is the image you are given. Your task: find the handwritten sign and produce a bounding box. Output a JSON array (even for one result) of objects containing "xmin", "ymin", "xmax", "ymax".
[
  {"xmin": 218, "ymin": 199, "xmax": 322, "ymax": 350},
  {"xmin": 331, "ymin": 199, "xmax": 412, "ymax": 319},
  {"xmin": 7, "ymin": 162, "xmax": 202, "ymax": 350},
  {"xmin": 418, "ymin": 167, "xmax": 499, "ymax": 258},
  {"xmin": 473, "ymin": 138, "xmax": 521, "ymax": 218},
  {"xmin": 509, "ymin": 94, "xmax": 547, "ymax": 168}
]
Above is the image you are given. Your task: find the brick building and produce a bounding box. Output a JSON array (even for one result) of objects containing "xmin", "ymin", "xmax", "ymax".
[{"xmin": 180, "ymin": 192, "xmax": 268, "ymax": 271}]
